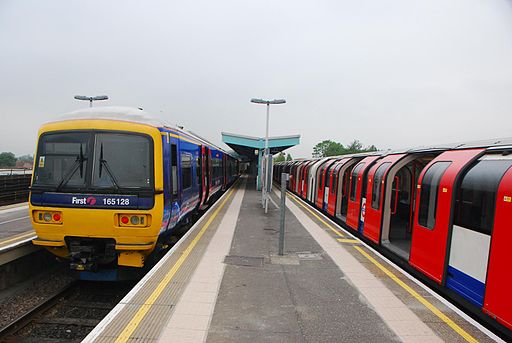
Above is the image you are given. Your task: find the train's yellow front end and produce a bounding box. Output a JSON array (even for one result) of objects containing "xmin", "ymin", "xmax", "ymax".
[{"xmin": 29, "ymin": 117, "xmax": 164, "ymax": 279}]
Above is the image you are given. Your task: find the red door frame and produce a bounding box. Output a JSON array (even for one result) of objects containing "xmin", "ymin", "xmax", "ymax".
[
  {"xmin": 301, "ymin": 162, "xmax": 313, "ymax": 199},
  {"xmin": 363, "ymin": 154, "xmax": 406, "ymax": 244},
  {"xmin": 346, "ymin": 156, "xmax": 381, "ymax": 230},
  {"xmin": 316, "ymin": 159, "xmax": 338, "ymax": 208},
  {"xmin": 483, "ymin": 167, "xmax": 512, "ymax": 330},
  {"xmin": 326, "ymin": 161, "xmax": 345, "ymax": 216},
  {"xmin": 199, "ymin": 146, "xmax": 208, "ymax": 208},
  {"xmin": 409, "ymin": 149, "xmax": 484, "ymax": 284}
]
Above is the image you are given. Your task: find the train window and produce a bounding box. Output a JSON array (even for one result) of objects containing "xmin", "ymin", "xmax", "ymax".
[
  {"xmin": 171, "ymin": 144, "xmax": 178, "ymax": 196},
  {"xmin": 33, "ymin": 132, "xmax": 89, "ymax": 188},
  {"xmin": 454, "ymin": 158, "xmax": 512, "ymax": 235},
  {"xmin": 418, "ymin": 161, "xmax": 451, "ymax": 229},
  {"xmin": 212, "ymin": 157, "xmax": 222, "ymax": 178},
  {"xmin": 181, "ymin": 153, "xmax": 192, "ymax": 190},
  {"xmin": 91, "ymin": 133, "xmax": 152, "ymax": 189},
  {"xmin": 371, "ymin": 162, "xmax": 391, "ymax": 210},
  {"xmin": 349, "ymin": 163, "xmax": 365, "ymax": 201}
]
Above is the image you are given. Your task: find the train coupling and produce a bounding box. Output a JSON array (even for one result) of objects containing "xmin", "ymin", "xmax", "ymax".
[{"xmin": 66, "ymin": 237, "xmax": 117, "ymax": 271}]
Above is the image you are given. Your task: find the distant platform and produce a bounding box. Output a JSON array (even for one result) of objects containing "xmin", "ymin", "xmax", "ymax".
[{"xmin": 83, "ymin": 177, "xmax": 499, "ymax": 343}]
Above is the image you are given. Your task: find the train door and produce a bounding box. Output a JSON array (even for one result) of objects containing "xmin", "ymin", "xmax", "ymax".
[
  {"xmin": 198, "ymin": 146, "xmax": 207, "ymax": 208},
  {"xmin": 446, "ymin": 154, "xmax": 512, "ymax": 307},
  {"xmin": 346, "ymin": 156, "xmax": 380, "ymax": 231},
  {"xmin": 317, "ymin": 160, "xmax": 337, "ymax": 209},
  {"xmin": 301, "ymin": 162, "xmax": 312, "ymax": 198},
  {"xmin": 294, "ymin": 162, "xmax": 301, "ymax": 191},
  {"xmin": 205, "ymin": 147, "xmax": 212, "ymax": 202},
  {"xmin": 335, "ymin": 158, "xmax": 359, "ymax": 222},
  {"xmin": 378, "ymin": 154, "xmax": 437, "ymax": 260},
  {"xmin": 325, "ymin": 161, "xmax": 345, "ymax": 214},
  {"xmin": 295, "ymin": 163, "xmax": 303, "ymax": 193},
  {"xmin": 363, "ymin": 154, "xmax": 405, "ymax": 244},
  {"xmin": 222, "ymin": 154, "xmax": 227, "ymax": 190},
  {"xmin": 308, "ymin": 159, "xmax": 325, "ymax": 202},
  {"xmin": 409, "ymin": 149, "xmax": 484, "ymax": 284},
  {"xmin": 483, "ymin": 160, "xmax": 512, "ymax": 330}
]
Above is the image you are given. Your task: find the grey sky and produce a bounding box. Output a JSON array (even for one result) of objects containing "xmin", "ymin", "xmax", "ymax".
[{"xmin": 1, "ymin": 0, "xmax": 512, "ymax": 159}]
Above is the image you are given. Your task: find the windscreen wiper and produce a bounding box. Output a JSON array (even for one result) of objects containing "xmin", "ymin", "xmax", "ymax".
[
  {"xmin": 98, "ymin": 143, "xmax": 120, "ymax": 190},
  {"xmin": 56, "ymin": 145, "xmax": 86, "ymax": 191}
]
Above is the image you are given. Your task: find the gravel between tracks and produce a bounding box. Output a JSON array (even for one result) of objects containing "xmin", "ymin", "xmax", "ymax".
[{"xmin": 0, "ymin": 265, "xmax": 74, "ymax": 328}]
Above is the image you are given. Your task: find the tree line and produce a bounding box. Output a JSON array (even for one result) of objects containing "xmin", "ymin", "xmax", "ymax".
[
  {"xmin": 312, "ymin": 139, "xmax": 377, "ymax": 158},
  {"xmin": 0, "ymin": 152, "xmax": 33, "ymax": 168}
]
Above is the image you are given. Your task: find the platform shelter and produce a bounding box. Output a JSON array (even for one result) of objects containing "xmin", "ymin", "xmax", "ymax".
[{"xmin": 221, "ymin": 132, "xmax": 300, "ymax": 190}]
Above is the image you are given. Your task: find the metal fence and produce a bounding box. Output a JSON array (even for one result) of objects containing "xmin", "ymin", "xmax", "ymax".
[
  {"xmin": 0, "ymin": 173, "xmax": 32, "ymax": 205},
  {"xmin": 0, "ymin": 168, "xmax": 32, "ymax": 176}
]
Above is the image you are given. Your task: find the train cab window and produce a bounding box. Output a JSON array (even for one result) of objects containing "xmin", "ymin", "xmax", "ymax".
[
  {"xmin": 418, "ymin": 161, "xmax": 451, "ymax": 229},
  {"xmin": 181, "ymin": 153, "xmax": 192, "ymax": 190},
  {"xmin": 171, "ymin": 144, "xmax": 178, "ymax": 196},
  {"xmin": 91, "ymin": 133, "xmax": 152, "ymax": 189},
  {"xmin": 371, "ymin": 163, "xmax": 391, "ymax": 210},
  {"xmin": 33, "ymin": 132, "xmax": 89, "ymax": 188},
  {"xmin": 349, "ymin": 163, "xmax": 365, "ymax": 201},
  {"xmin": 454, "ymin": 157, "xmax": 512, "ymax": 235}
]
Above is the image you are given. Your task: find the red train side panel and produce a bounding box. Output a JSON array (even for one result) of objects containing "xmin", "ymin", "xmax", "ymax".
[
  {"xmin": 346, "ymin": 156, "xmax": 380, "ymax": 231},
  {"xmin": 409, "ymin": 149, "xmax": 484, "ymax": 284},
  {"xmin": 483, "ymin": 167, "xmax": 512, "ymax": 330}
]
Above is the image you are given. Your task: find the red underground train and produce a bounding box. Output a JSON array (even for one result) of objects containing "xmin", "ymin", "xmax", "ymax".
[{"xmin": 274, "ymin": 138, "xmax": 512, "ymax": 338}]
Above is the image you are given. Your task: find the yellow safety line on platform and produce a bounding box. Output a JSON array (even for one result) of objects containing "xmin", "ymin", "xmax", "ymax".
[
  {"xmin": 114, "ymin": 186, "xmax": 236, "ymax": 343},
  {"xmin": 286, "ymin": 192, "xmax": 344, "ymax": 238},
  {"xmin": 336, "ymin": 238, "xmax": 359, "ymax": 244},
  {"xmin": 354, "ymin": 246, "xmax": 478, "ymax": 343},
  {"xmin": 287, "ymin": 191, "xmax": 479, "ymax": 343},
  {"xmin": 0, "ymin": 231, "xmax": 36, "ymax": 246}
]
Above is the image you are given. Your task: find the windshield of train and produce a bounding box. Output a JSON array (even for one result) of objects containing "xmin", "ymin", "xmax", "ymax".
[{"xmin": 32, "ymin": 131, "xmax": 153, "ymax": 191}]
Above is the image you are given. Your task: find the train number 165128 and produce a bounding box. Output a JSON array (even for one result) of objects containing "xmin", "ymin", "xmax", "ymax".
[{"xmin": 103, "ymin": 198, "xmax": 130, "ymax": 206}]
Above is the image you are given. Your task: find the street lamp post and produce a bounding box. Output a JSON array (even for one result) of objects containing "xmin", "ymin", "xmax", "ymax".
[
  {"xmin": 74, "ymin": 95, "xmax": 109, "ymax": 107},
  {"xmin": 250, "ymin": 98, "xmax": 286, "ymax": 214}
]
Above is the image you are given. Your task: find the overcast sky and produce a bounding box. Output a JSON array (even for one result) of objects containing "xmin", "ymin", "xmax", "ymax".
[{"xmin": 1, "ymin": 0, "xmax": 512, "ymax": 158}]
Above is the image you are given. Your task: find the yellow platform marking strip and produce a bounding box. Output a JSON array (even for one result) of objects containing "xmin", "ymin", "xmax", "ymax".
[
  {"xmin": 336, "ymin": 238, "xmax": 359, "ymax": 244},
  {"xmin": 286, "ymin": 193, "xmax": 344, "ymax": 238},
  {"xmin": 0, "ymin": 231, "xmax": 36, "ymax": 246},
  {"xmin": 354, "ymin": 246, "xmax": 478, "ymax": 343},
  {"xmin": 284, "ymin": 191, "xmax": 478, "ymax": 343},
  {"xmin": 114, "ymin": 186, "xmax": 236, "ymax": 343}
]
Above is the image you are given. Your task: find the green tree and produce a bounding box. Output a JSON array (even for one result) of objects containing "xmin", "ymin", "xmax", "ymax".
[
  {"xmin": 312, "ymin": 140, "xmax": 346, "ymax": 158},
  {"xmin": 0, "ymin": 152, "xmax": 16, "ymax": 167},
  {"xmin": 274, "ymin": 152, "xmax": 286, "ymax": 163},
  {"xmin": 312, "ymin": 139, "xmax": 378, "ymax": 158},
  {"xmin": 286, "ymin": 153, "xmax": 293, "ymax": 161}
]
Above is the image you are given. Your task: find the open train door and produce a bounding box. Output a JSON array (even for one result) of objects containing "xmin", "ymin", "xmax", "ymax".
[
  {"xmin": 409, "ymin": 149, "xmax": 484, "ymax": 284},
  {"xmin": 363, "ymin": 154, "xmax": 405, "ymax": 244},
  {"xmin": 346, "ymin": 155, "xmax": 380, "ymax": 232}
]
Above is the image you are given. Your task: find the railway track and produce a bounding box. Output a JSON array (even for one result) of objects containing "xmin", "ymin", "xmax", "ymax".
[{"xmin": 0, "ymin": 280, "xmax": 134, "ymax": 342}]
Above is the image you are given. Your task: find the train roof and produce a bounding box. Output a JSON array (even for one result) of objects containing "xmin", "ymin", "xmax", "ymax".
[{"xmin": 50, "ymin": 106, "xmax": 237, "ymax": 158}]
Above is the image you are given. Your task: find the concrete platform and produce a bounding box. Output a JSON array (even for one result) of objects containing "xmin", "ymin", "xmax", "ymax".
[
  {"xmin": 84, "ymin": 177, "xmax": 501, "ymax": 343},
  {"xmin": 0, "ymin": 202, "xmax": 35, "ymax": 260}
]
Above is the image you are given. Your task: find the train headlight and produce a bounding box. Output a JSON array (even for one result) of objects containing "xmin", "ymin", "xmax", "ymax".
[
  {"xmin": 117, "ymin": 214, "xmax": 150, "ymax": 227},
  {"xmin": 33, "ymin": 211, "xmax": 63, "ymax": 224},
  {"xmin": 130, "ymin": 216, "xmax": 140, "ymax": 225},
  {"xmin": 43, "ymin": 213, "xmax": 52, "ymax": 222}
]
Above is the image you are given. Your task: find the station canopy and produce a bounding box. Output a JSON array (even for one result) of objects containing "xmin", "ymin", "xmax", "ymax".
[{"xmin": 222, "ymin": 132, "xmax": 300, "ymax": 162}]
